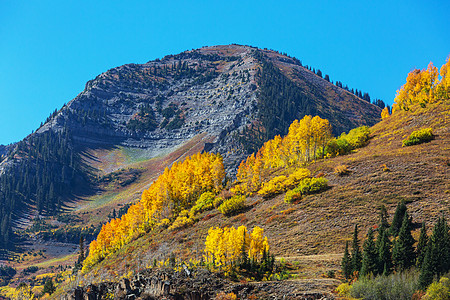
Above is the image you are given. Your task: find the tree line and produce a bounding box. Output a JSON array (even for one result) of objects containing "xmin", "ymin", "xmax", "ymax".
[
  {"xmin": 342, "ymin": 201, "xmax": 450, "ymax": 289},
  {"xmin": 0, "ymin": 128, "xmax": 85, "ymax": 251}
]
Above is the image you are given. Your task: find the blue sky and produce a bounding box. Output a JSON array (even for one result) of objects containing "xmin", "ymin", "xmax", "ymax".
[{"xmin": 0, "ymin": 1, "xmax": 449, "ymax": 145}]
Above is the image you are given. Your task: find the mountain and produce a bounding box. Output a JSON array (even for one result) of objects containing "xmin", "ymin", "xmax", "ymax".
[{"xmin": 0, "ymin": 44, "xmax": 382, "ymax": 252}]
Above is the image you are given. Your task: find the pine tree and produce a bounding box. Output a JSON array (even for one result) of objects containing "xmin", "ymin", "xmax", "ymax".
[
  {"xmin": 416, "ymin": 222, "xmax": 428, "ymax": 268},
  {"xmin": 361, "ymin": 228, "xmax": 378, "ymax": 276},
  {"xmin": 419, "ymin": 243, "xmax": 435, "ymax": 289},
  {"xmin": 378, "ymin": 205, "xmax": 390, "ymax": 233},
  {"xmin": 392, "ymin": 212, "xmax": 416, "ymax": 271},
  {"xmin": 77, "ymin": 235, "xmax": 85, "ymax": 265},
  {"xmin": 390, "ymin": 201, "xmax": 407, "ymax": 237},
  {"xmin": 350, "ymin": 224, "xmax": 362, "ymax": 275},
  {"xmin": 43, "ymin": 278, "xmax": 56, "ymax": 295},
  {"xmin": 431, "ymin": 217, "xmax": 450, "ymax": 276},
  {"xmin": 341, "ymin": 241, "xmax": 352, "ymax": 279},
  {"xmin": 377, "ymin": 228, "xmax": 392, "ymax": 275}
]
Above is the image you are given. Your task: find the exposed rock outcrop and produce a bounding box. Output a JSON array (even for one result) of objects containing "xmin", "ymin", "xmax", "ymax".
[{"xmin": 62, "ymin": 268, "xmax": 336, "ymax": 300}]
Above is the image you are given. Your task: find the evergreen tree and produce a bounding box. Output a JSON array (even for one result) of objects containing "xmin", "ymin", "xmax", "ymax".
[
  {"xmin": 392, "ymin": 212, "xmax": 416, "ymax": 271},
  {"xmin": 341, "ymin": 241, "xmax": 352, "ymax": 279},
  {"xmin": 419, "ymin": 243, "xmax": 435, "ymax": 289},
  {"xmin": 350, "ymin": 224, "xmax": 362, "ymax": 275},
  {"xmin": 377, "ymin": 228, "xmax": 392, "ymax": 275},
  {"xmin": 361, "ymin": 228, "xmax": 378, "ymax": 276},
  {"xmin": 416, "ymin": 222, "xmax": 428, "ymax": 268},
  {"xmin": 316, "ymin": 69, "xmax": 322, "ymax": 78},
  {"xmin": 431, "ymin": 217, "xmax": 450, "ymax": 276},
  {"xmin": 77, "ymin": 235, "xmax": 85, "ymax": 265},
  {"xmin": 390, "ymin": 201, "xmax": 407, "ymax": 237},
  {"xmin": 43, "ymin": 278, "xmax": 56, "ymax": 295},
  {"xmin": 378, "ymin": 204, "xmax": 389, "ymax": 233},
  {"xmin": 419, "ymin": 217, "xmax": 450, "ymax": 289}
]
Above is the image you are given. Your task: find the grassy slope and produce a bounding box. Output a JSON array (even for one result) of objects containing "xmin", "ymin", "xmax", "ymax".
[
  {"xmin": 7, "ymin": 102, "xmax": 449, "ymax": 297},
  {"xmin": 78, "ymin": 102, "xmax": 449, "ymax": 293}
]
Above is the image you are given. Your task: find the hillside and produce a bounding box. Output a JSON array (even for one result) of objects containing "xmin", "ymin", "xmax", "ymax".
[
  {"xmin": 0, "ymin": 44, "xmax": 382, "ymax": 256},
  {"xmin": 38, "ymin": 102, "xmax": 447, "ymax": 299}
]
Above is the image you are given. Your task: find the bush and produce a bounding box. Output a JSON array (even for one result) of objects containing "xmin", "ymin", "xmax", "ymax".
[
  {"xmin": 334, "ymin": 165, "xmax": 350, "ymax": 176},
  {"xmin": 350, "ymin": 270, "xmax": 419, "ymax": 300},
  {"xmin": 218, "ymin": 195, "xmax": 246, "ymax": 216},
  {"xmin": 297, "ymin": 177, "xmax": 328, "ymax": 195},
  {"xmin": 284, "ymin": 168, "xmax": 311, "ymax": 189},
  {"xmin": 345, "ymin": 126, "xmax": 371, "ymax": 149},
  {"xmin": 325, "ymin": 126, "xmax": 371, "ymax": 156},
  {"xmin": 190, "ymin": 192, "xmax": 215, "ymax": 215},
  {"xmin": 335, "ymin": 282, "xmax": 352, "ymax": 297},
  {"xmin": 424, "ymin": 277, "xmax": 450, "ymax": 300},
  {"xmin": 213, "ymin": 197, "xmax": 224, "ymax": 208},
  {"xmin": 22, "ymin": 266, "xmax": 39, "ymax": 274},
  {"xmin": 284, "ymin": 187, "xmax": 302, "ymax": 203},
  {"xmin": 257, "ymin": 176, "xmax": 287, "ymax": 198},
  {"xmin": 169, "ymin": 215, "xmax": 194, "ymax": 231},
  {"xmin": 402, "ymin": 128, "xmax": 434, "ymax": 147}
]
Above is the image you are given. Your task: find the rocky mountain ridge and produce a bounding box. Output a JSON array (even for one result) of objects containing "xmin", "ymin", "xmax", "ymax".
[{"xmin": 32, "ymin": 44, "xmax": 381, "ymax": 171}]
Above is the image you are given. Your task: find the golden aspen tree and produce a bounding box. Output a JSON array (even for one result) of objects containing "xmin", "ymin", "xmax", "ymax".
[
  {"xmin": 234, "ymin": 115, "xmax": 333, "ymax": 195},
  {"xmin": 381, "ymin": 106, "xmax": 390, "ymax": 119},
  {"xmin": 204, "ymin": 225, "xmax": 268, "ymax": 270},
  {"xmin": 392, "ymin": 59, "xmax": 450, "ymax": 113},
  {"xmin": 435, "ymin": 56, "xmax": 450, "ymax": 100}
]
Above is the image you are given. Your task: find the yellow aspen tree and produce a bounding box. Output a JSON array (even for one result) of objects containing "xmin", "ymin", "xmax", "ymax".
[
  {"xmin": 381, "ymin": 106, "xmax": 390, "ymax": 119},
  {"xmin": 249, "ymin": 226, "xmax": 269, "ymax": 260},
  {"xmin": 435, "ymin": 56, "xmax": 450, "ymax": 100}
]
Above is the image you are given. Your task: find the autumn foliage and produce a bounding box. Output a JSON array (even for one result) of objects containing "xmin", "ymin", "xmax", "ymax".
[
  {"xmin": 234, "ymin": 115, "xmax": 332, "ymax": 194},
  {"xmin": 204, "ymin": 225, "xmax": 269, "ymax": 271},
  {"xmin": 83, "ymin": 152, "xmax": 225, "ymax": 271},
  {"xmin": 393, "ymin": 56, "xmax": 450, "ymax": 113}
]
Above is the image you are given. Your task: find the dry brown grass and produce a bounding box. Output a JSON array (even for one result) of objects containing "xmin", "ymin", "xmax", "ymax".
[{"xmin": 334, "ymin": 165, "xmax": 350, "ymax": 176}]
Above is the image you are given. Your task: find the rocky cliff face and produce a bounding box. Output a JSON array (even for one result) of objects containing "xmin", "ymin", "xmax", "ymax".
[{"xmin": 35, "ymin": 44, "xmax": 381, "ymax": 171}]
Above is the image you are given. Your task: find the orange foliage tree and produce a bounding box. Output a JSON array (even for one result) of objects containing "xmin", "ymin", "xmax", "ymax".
[{"xmin": 392, "ymin": 56, "xmax": 450, "ymax": 113}]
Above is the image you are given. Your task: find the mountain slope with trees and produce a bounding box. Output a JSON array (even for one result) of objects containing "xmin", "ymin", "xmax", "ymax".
[{"xmin": 0, "ymin": 45, "xmax": 382, "ymax": 256}]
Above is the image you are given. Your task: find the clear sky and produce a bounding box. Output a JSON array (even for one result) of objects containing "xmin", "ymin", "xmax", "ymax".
[{"xmin": 0, "ymin": 1, "xmax": 449, "ymax": 145}]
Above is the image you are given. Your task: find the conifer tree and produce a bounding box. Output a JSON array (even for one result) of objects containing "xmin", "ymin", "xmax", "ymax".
[
  {"xmin": 416, "ymin": 222, "xmax": 428, "ymax": 268},
  {"xmin": 390, "ymin": 201, "xmax": 407, "ymax": 237},
  {"xmin": 392, "ymin": 212, "xmax": 416, "ymax": 271},
  {"xmin": 419, "ymin": 243, "xmax": 435, "ymax": 289},
  {"xmin": 43, "ymin": 278, "xmax": 56, "ymax": 295},
  {"xmin": 431, "ymin": 217, "xmax": 450, "ymax": 276},
  {"xmin": 377, "ymin": 228, "xmax": 392, "ymax": 276},
  {"xmin": 350, "ymin": 224, "xmax": 362, "ymax": 275},
  {"xmin": 378, "ymin": 205, "xmax": 389, "ymax": 233},
  {"xmin": 361, "ymin": 228, "xmax": 378, "ymax": 276},
  {"xmin": 341, "ymin": 241, "xmax": 352, "ymax": 279},
  {"xmin": 77, "ymin": 235, "xmax": 85, "ymax": 265}
]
